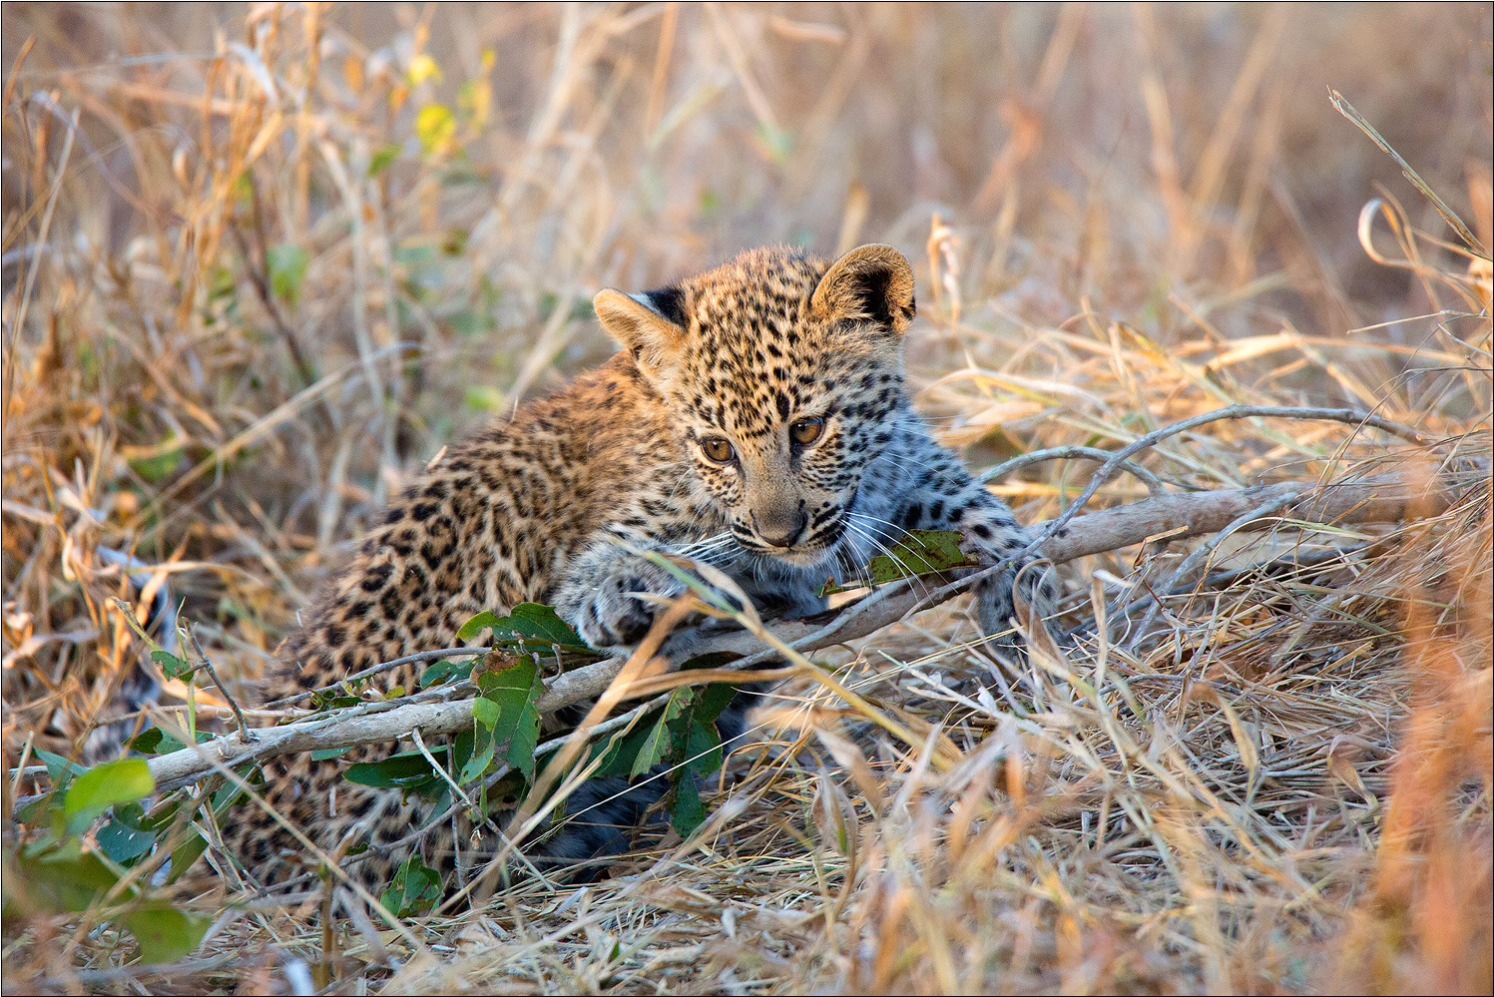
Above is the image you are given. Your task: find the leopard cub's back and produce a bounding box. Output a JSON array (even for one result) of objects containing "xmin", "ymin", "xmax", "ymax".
[{"xmin": 269, "ymin": 362, "xmax": 700, "ymax": 700}]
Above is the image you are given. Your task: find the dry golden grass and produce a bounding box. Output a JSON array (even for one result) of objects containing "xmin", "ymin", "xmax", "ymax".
[{"xmin": 2, "ymin": 4, "xmax": 1490, "ymax": 994}]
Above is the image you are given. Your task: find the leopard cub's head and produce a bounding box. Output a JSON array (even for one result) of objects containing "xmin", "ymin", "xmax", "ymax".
[{"xmin": 594, "ymin": 244, "xmax": 916, "ymax": 568}]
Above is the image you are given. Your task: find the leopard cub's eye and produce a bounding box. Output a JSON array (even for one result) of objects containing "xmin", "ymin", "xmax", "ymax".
[
  {"xmin": 790, "ymin": 417, "xmax": 825, "ymax": 446},
  {"xmin": 700, "ymin": 437, "xmax": 736, "ymax": 464}
]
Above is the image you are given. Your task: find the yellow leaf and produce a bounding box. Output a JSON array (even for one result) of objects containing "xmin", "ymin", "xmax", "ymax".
[
  {"xmin": 407, "ymin": 53, "xmax": 441, "ymax": 86},
  {"xmin": 416, "ymin": 104, "xmax": 458, "ymax": 156}
]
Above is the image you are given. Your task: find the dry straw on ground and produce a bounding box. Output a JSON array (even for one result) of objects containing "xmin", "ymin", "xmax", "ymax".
[{"xmin": 2, "ymin": 4, "xmax": 1491, "ymax": 995}]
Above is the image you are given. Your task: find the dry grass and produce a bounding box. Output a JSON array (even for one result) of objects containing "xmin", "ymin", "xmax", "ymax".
[{"xmin": 2, "ymin": 4, "xmax": 1491, "ymax": 994}]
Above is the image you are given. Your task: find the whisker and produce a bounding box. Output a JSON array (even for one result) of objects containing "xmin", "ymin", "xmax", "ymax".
[
  {"xmin": 843, "ymin": 519, "xmax": 933, "ymax": 602},
  {"xmin": 848, "ymin": 511, "xmax": 938, "ymax": 567}
]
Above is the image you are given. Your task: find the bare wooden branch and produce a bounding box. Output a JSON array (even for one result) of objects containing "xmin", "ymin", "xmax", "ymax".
[{"xmin": 22, "ymin": 467, "xmax": 1471, "ymax": 807}]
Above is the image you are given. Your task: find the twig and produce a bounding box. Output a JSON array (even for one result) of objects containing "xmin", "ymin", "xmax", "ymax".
[
  {"xmin": 997, "ymin": 403, "xmax": 1430, "ymax": 586},
  {"xmin": 264, "ymin": 646, "xmax": 497, "ymax": 707},
  {"xmin": 901, "ymin": 406, "xmax": 1436, "ymax": 633},
  {"xmin": 186, "ymin": 625, "xmax": 253, "ymax": 741},
  {"xmin": 229, "ymin": 209, "xmax": 319, "ymax": 388},
  {"xmin": 983, "ymin": 446, "xmax": 1171, "ymax": 495},
  {"xmin": 1067, "ymin": 541, "xmax": 1378, "ymax": 644},
  {"xmin": 1131, "ymin": 488, "xmax": 1305, "ymax": 640},
  {"xmin": 148, "ymin": 681, "xmax": 479, "ymax": 796}
]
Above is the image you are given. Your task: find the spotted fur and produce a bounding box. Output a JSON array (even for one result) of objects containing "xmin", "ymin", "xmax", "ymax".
[{"xmin": 233, "ymin": 245, "xmax": 1056, "ymax": 889}]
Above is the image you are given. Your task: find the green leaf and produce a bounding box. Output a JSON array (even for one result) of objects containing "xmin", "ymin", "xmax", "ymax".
[
  {"xmin": 344, "ymin": 749, "xmax": 445, "ymax": 791},
  {"xmin": 35, "ymin": 748, "xmax": 88, "ymax": 784},
  {"xmin": 308, "ymin": 690, "xmax": 362, "ymax": 711},
  {"xmin": 463, "ymin": 384, "xmax": 506, "ymax": 412},
  {"xmin": 628, "ymin": 690, "xmax": 691, "ymax": 780},
  {"xmin": 491, "ymin": 603, "xmax": 591, "ymax": 653},
  {"xmin": 474, "ymin": 659, "xmax": 544, "ymax": 781},
  {"xmin": 15, "ymin": 793, "xmax": 58, "ymax": 827},
  {"xmin": 669, "ymin": 775, "xmax": 709, "ymax": 837},
  {"xmin": 471, "ymin": 696, "xmax": 501, "ymax": 730},
  {"xmin": 458, "ymin": 604, "xmax": 591, "ymax": 654},
  {"xmin": 420, "ymin": 655, "xmax": 477, "ymax": 688},
  {"xmin": 213, "ymin": 773, "xmax": 254, "ymax": 810},
  {"xmin": 689, "ymin": 679, "xmax": 741, "ymax": 727},
  {"xmin": 151, "ymin": 648, "xmax": 193, "ymax": 682},
  {"xmin": 96, "ymin": 817, "xmax": 156, "ymax": 866},
  {"xmin": 267, "ymin": 245, "xmax": 310, "ymax": 305},
  {"xmin": 673, "ymin": 704, "xmax": 724, "ymax": 779},
  {"xmin": 454, "ymin": 723, "xmax": 494, "ymax": 786},
  {"xmin": 7, "ymin": 848, "xmax": 125, "ymax": 916},
  {"xmin": 821, "ymin": 529, "xmax": 976, "ymax": 595},
  {"xmin": 591, "ymin": 723, "xmax": 649, "ymax": 780},
  {"xmin": 165, "ymin": 834, "xmax": 210, "ymax": 885},
  {"xmin": 64, "ymin": 759, "xmax": 154, "ymax": 836},
  {"xmin": 456, "ymin": 611, "xmax": 503, "ymax": 642},
  {"xmin": 132, "ymin": 801, "xmax": 180, "ymax": 834},
  {"xmin": 111, "ymin": 801, "xmax": 149, "ymax": 830},
  {"xmin": 131, "ymin": 727, "xmax": 210, "ymax": 755},
  {"xmin": 129, "ymin": 444, "xmax": 185, "ymax": 485},
  {"xmin": 131, "ymin": 729, "xmax": 174, "ymax": 755},
  {"xmin": 120, "ymin": 902, "xmax": 208, "ymax": 964},
  {"xmin": 870, "ymin": 528, "xmax": 974, "ymax": 579},
  {"xmin": 456, "ymin": 741, "xmax": 495, "ymax": 786},
  {"xmin": 368, "ymin": 143, "xmax": 402, "ymax": 178},
  {"xmin": 381, "ymin": 857, "xmax": 442, "ymax": 918},
  {"xmin": 662, "ymin": 685, "xmax": 729, "ymax": 836},
  {"xmin": 310, "ymin": 746, "xmax": 355, "ymax": 761},
  {"xmin": 505, "ymin": 699, "xmax": 542, "ymax": 783}
]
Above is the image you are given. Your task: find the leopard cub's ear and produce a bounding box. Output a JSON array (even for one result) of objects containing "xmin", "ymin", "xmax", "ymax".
[
  {"xmin": 810, "ymin": 244, "xmax": 916, "ymax": 334},
  {"xmin": 593, "ymin": 286, "xmax": 689, "ymax": 369}
]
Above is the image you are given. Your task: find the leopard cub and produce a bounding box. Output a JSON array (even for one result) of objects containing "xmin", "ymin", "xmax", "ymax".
[{"xmin": 240, "ymin": 244, "xmax": 1055, "ymax": 886}]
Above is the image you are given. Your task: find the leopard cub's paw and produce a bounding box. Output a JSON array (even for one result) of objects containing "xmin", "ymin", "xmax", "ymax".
[
  {"xmin": 574, "ymin": 560, "xmax": 688, "ymax": 651},
  {"xmin": 958, "ymin": 524, "xmax": 1060, "ymax": 648}
]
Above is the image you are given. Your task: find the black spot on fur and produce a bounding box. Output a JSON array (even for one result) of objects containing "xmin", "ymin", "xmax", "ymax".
[{"xmin": 361, "ymin": 564, "xmax": 392, "ymax": 592}]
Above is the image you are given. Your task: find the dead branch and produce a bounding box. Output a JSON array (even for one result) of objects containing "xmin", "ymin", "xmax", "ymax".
[{"xmin": 23, "ymin": 467, "xmax": 1473, "ymax": 805}]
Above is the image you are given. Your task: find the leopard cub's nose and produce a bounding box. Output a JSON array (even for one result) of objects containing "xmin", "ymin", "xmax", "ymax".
[{"xmin": 756, "ymin": 509, "xmax": 808, "ymax": 548}]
